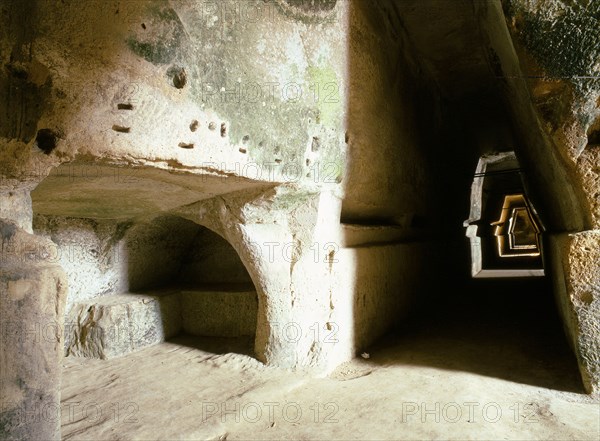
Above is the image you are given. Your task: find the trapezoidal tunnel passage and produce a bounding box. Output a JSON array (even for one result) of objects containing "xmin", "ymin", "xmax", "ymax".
[
  {"xmin": 465, "ymin": 152, "xmax": 545, "ymax": 279},
  {"xmin": 342, "ymin": 0, "xmax": 584, "ymax": 399}
]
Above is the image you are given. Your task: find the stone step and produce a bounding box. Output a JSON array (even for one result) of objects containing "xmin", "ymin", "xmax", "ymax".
[{"xmin": 64, "ymin": 286, "xmax": 257, "ymax": 359}]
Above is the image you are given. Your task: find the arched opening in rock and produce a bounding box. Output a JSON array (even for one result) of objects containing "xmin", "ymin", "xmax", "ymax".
[{"xmin": 31, "ymin": 173, "xmax": 260, "ymax": 360}]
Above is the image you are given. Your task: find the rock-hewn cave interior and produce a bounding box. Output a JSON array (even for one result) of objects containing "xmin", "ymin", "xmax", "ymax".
[{"xmin": 1, "ymin": 0, "xmax": 599, "ymax": 440}]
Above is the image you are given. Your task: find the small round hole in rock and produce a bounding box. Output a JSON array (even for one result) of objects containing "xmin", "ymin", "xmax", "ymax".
[
  {"xmin": 208, "ymin": 122, "xmax": 216, "ymax": 131},
  {"xmin": 587, "ymin": 117, "xmax": 600, "ymax": 146},
  {"xmin": 220, "ymin": 123, "xmax": 227, "ymax": 137},
  {"xmin": 35, "ymin": 129, "xmax": 59, "ymax": 155},
  {"xmin": 242, "ymin": 135, "xmax": 250, "ymax": 144},
  {"xmin": 167, "ymin": 66, "xmax": 187, "ymax": 89},
  {"xmin": 190, "ymin": 120, "xmax": 199, "ymax": 132},
  {"xmin": 311, "ymin": 136, "xmax": 320, "ymax": 152}
]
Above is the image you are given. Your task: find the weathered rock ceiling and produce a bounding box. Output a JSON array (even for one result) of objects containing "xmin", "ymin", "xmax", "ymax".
[{"xmin": 389, "ymin": 0, "xmax": 499, "ymax": 100}]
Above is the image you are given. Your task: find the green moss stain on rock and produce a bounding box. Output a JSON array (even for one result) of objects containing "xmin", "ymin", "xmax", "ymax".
[
  {"xmin": 188, "ymin": 58, "xmax": 345, "ymax": 180},
  {"xmin": 0, "ymin": 61, "xmax": 53, "ymax": 143},
  {"xmin": 274, "ymin": 0, "xmax": 338, "ymax": 25},
  {"xmin": 306, "ymin": 64, "xmax": 346, "ymax": 183},
  {"xmin": 156, "ymin": 1, "xmax": 347, "ymax": 184},
  {"xmin": 205, "ymin": 89, "xmax": 313, "ymax": 168},
  {"xmin": 126, "ymin": 2, "xmax": 185, "ymax": 65},
  {"xmin": 307, "ymin": 65, "xmax": 343, "ymax": 128},
  {"xmin": 506, "ymin": 0, "xmax": 600, "ymax": 95},
  {"xmin": 271, "ymin": 189, "xmax": 317, "ymax": 212}
]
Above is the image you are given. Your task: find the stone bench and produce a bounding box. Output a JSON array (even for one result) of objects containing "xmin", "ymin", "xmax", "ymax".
[
  {"xmin": 64, "ymin": 291, "xmax": 181, "ymax": 359},
  {"xmin": 64, "ymin": 286, "xmax": 257, "ymax": 359}
]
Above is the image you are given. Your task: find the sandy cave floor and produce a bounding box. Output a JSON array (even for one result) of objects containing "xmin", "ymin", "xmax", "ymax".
[{"xmin": 60, "ymin": 305, "xmax": 600, "ymax": 441}]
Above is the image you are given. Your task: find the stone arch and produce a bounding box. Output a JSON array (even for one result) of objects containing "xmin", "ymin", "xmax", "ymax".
[
  {"xmin": 25, "ymin": 158, "xmax": 278, "ymax": 362},
  {"xmin": 28, "ymin": 157, "xmax": 338, "ymax": 368},
  {"xmin": 173, "ymin": 197, "xmax": 290, "ymax": 366},
  {"xmin": 31, "ymin": 213, "xmax": 263, "ymax": 361},
  {"xmin": 169, "ymin": 216, "xmax": 269, "ymax": 360}
]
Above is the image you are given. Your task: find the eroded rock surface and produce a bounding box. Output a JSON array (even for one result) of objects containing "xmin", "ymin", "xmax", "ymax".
[
  {"xmin": 65, "ymin": 292, "xmax": 181, "ymax": 359},
  {"xmin": 0, "ymin": 220, "xmax": 68, "ymax": 441}
]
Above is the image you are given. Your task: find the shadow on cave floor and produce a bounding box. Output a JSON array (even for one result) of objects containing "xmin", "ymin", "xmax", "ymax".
[
  {"xmin": 166, "ymin": 333, "xmax": 255, "ymax": 358},
  {"xmin": 366, "ymin": 277, "xmax": 585, "ymax": 394}
]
